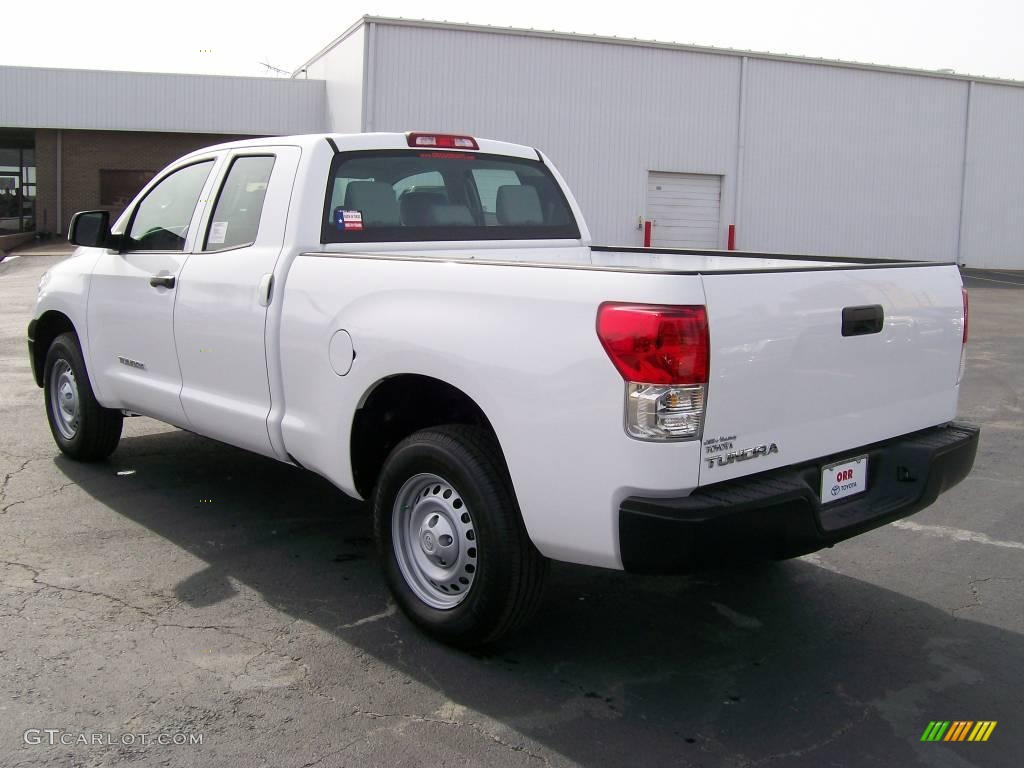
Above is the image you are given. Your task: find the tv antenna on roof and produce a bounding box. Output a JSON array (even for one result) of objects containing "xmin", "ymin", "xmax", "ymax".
[{"xmin": 259, "ymin": 60, "xmax": 290, "ymax": 76}]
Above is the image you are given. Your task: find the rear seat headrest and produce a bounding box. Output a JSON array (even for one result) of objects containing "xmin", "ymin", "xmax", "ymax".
[
  {"xmin": 343, "ymin": 181, "xmax": 400, "ymax": 226},
  {"xmin": 496, "ymin": 185, "xmax": 543, "ymax": 226}
]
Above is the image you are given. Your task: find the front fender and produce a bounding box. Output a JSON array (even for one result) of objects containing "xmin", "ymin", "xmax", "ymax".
[{"xmin": 30, "ymin": 248, "xmax": 104, "ymax": 398}]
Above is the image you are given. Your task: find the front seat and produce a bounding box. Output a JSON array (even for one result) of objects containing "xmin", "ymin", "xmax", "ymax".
[{"xmin": 343, "ymin": 181, "xmax": 401, "ymax": 226}]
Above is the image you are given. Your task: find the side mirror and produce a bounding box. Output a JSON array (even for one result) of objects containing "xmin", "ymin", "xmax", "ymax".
[{"xmin": 68, "ymin": 210, "xmax": 113, "ymax": 248}]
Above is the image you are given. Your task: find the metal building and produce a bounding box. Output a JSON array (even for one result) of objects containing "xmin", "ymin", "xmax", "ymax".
[
  {"xmin": 296, "ymin": 17, "xmax": 1024, "ymax": 269},
  {"xmin": 3, "ymin": 18, "xmax": 1021, "ymax": 268}
]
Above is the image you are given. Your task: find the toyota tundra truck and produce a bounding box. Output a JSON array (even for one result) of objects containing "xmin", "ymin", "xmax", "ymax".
[{"xmin": 27, "ymin": 132, "xmax": 979, "ymax": 646}]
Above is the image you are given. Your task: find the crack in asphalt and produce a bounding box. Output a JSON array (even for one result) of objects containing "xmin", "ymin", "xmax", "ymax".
[
  {"xmin": 297, "ymin": 736, "xmax": 362, "ymax": 768},
  {"xmin": 3, "ymin": 559, "xmax": 157, "ymax": 617},
  {"xmin": 1, "ymin": 557, "xmax": 325, "ymax": 732},
  {"xmin": 233, "ymin": 618, "xmax": 306, "ymax": 683},
  {"xmin": 1, "ymin": 559, "xmax": 265, "ymax": 649},
  {"xmin": 0, "ymin": 457, "xmax": 35, "ymax": 503},
  {"xmin": 740, "ymin": 704, "xmax": 872, "ymax": 766},
  {"xmin": 949, "ymin": 574, "xmax": 1024, "ymax": 619},
  {"xmin": 952, "ymin": 577, "xmax": 987, "ymax": 618},
  {"xmin": 2, "ymin": 480, "xmax": 76, "ymax": 514}
]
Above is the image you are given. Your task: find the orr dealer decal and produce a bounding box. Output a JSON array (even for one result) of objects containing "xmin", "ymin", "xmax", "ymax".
[{"xmin": 704, "ymin": 434, "xmax": 779, "ymax": 469}]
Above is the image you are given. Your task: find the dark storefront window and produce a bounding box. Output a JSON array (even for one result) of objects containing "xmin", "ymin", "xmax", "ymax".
[
  {"xmin": 0, "ymin": 134, "xmax": 36, "ymax": 234},
  {"xmin": 100, "ymin": 169, "xmax": 155, "ymax": 216}
]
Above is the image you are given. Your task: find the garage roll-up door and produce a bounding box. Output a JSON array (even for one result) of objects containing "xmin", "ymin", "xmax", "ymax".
[{"xmin": 646, "ymin": 172, "xmax": 722, "ymax": 249}]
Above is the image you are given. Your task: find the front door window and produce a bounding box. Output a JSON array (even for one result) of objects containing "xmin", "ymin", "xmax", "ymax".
[{"xmin": 125, "ymin": 161, "xmax": 214, "ymax": 251}]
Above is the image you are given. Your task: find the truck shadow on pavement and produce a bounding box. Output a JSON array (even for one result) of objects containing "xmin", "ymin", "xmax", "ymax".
[{"xmin": 56, "ymin": 428, "xmax": 1021, "ymax": 767}]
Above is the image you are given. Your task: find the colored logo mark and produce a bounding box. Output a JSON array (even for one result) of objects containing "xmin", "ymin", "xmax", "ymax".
[{"xmin": 920, "ymin": 721, "xmax": 997, "ymax": 742}]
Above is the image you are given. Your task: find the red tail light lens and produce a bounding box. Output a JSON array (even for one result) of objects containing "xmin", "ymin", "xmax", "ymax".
[
  {"xmin": 962, "ymin": 287, "xmax": 969, "ymax": 344},
  {"xmin": 406, "ymin": 133, "xmax": 479, "ymax": 150},
  {"xmin": 597, "ymin": 303, "xmax": 710, "ymax": 385}
]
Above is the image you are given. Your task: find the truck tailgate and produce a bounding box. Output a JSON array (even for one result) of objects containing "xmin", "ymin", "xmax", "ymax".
[{"xmin": 698, "ymin": 264, "xmax": 965, "ymax": 485}]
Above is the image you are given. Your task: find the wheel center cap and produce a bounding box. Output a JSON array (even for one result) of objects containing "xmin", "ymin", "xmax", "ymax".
[{"xmin": 422, "ymin": 532, "xmax": 435, "ymax": 552}]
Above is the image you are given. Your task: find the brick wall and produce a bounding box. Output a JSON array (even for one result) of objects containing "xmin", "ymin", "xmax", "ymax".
[
  {"xmin": 34, "ymin": 129, "xmax": 256, "ymax": 236},
  {"xmin": 34, "ymin": 130, "xmax": 59, "ymax": 235}
]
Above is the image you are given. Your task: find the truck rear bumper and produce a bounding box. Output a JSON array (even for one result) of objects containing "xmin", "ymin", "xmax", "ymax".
[{"xmin": 618, "ymin": 422, "xmax": 980, "ymax": 573}]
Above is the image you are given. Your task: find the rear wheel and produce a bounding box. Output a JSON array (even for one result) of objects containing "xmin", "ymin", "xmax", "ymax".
[
  {"xmin": 43, "ymin": 333, "xmax": 122, "ymax": 461},
  {"xmin": 373, "ymin": 425, "xmax": 547, "ymax": 648}
]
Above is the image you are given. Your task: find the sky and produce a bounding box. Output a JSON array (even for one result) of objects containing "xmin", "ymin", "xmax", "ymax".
[{"xmin": 3, "ymin": 0, "xmax": 1022, "ymax": 81}]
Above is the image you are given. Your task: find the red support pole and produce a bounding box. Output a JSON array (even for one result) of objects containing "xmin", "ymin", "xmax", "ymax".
[
  {"xmin": 643, "ymin": 220, "xmax": 652, "ymax": 248},
  {"xmin": 727, "ymin": 224, "xmax": 736, "ymax": 250}
]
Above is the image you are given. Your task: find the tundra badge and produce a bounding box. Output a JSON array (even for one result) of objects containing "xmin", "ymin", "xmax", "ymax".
[
  {"xmin": 117, "ymin": 356, "xmax": 146, "ymax": 370},
  {"xmin": 706, "ymin": 442, "xmax": 779, "ymax": 468}
]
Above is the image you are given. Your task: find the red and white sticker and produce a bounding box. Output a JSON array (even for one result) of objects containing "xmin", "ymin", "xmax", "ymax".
[
  {"xmin": 341, "ymin": 210, "xmax": 363, "ymax": 231},
  {"xmin": 821, "ymin": 454, "xmax": 868, "ymax": 504}
]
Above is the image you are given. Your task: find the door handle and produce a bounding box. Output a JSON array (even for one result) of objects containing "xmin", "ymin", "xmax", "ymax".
[
  {"xmin": 257, "ymin": 273, "xmax": 274, "ymax": 307},
  {"xmin": 149, "ymin": 275, "xmax": 176, "ymax": 290}
]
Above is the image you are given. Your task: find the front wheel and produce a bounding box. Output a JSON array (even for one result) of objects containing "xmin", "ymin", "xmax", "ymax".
[
  {"xmin": 373, "ymin": 425, "xmax": 547, "ymax": 648},
  {"xmin": 43, "ymin": 332, "xmax": 123, "ymax": 461}
]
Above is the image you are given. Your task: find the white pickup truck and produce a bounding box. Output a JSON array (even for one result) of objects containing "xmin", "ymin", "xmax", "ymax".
[{"xmin": 29, "ymin": 132, "xmax": 978, "ymax": 646}]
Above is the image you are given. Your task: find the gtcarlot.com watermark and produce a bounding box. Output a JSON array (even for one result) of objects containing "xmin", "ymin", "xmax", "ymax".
[{"xmin": 24, "ymin": 729, "xmax": 203, "ymax": 747}]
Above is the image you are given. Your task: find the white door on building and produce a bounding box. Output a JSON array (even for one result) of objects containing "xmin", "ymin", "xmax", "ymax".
[{"xmin": 645, "ymin": 172, "xmax": 722, "ymax": 249}]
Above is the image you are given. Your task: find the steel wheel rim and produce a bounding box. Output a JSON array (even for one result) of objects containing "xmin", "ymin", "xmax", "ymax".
[
  {"xmin": 392, "ymin": 472, "xmax": 478, "ymax": 610},
  {"xmin": 49, "ymin": 359, "xmax": 80, "ymax": 440}
]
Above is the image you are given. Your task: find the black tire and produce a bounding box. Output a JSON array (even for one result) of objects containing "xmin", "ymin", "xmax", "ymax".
[
  {"xmin": 373, "ymin": 425, "xmax": 547, "ymax": 648},
  {"xmin": 43, "ymin": 332, "xmax": 123, "ymax": 461}
]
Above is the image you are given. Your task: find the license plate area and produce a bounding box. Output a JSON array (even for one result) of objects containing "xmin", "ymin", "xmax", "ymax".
[{"xmin": 821, "ymin": 454, "xmax": 868, "ymax": 504}]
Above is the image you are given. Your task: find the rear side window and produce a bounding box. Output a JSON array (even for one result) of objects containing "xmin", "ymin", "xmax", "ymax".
[
  {"xmin": 204, "ymin": 155, "xmax": 276, "ymax": 251},
  {"xmin": 321, "ymin": 150, "xmax": 579, "ymax": 243}
]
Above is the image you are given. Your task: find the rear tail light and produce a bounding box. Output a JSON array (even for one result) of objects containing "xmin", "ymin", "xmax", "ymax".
[
  {"xmin": 958, "ymin": 287, "xmax": 969, "ymax": 384},
  {"xmin": 597, "ymin": 303, "xmax": 710, "ymax": 441},
  {"xmin": 406, "ymin": 133, "xmax": 479, "ymax": 150},
  {"xmin": 624, "ymin": 383, "xmax": 706, "ymax": 441}
]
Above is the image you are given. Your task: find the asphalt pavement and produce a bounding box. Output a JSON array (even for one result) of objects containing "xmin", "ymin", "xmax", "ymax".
[{"xmin": 1, "ymin": 254, "xmax": 1021, "ymax": 767}]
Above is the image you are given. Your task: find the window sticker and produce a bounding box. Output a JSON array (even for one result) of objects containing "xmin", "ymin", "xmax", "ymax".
[
  {"xmin": 336, "ymin": 209, "xmax": 363, "ymax": 231},
  {"xmin": 208, "ymin": 221, "xmax": 228, "ymax": 244},
  {"xmin": 418, "ymin": 152, "xmax": 475, "ymax": 161}
]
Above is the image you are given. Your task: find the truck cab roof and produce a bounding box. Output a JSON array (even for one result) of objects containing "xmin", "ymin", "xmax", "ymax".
[{"xmin": 183, "ymin": 132, "xmax": 541, "ymax": 161}]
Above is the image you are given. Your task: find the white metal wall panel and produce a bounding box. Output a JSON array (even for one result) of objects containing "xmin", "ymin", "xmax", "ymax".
[
  {"xmin": 302, "ymin": 27, "xmax": 364, "ymax": 135},
  {"xmin": 646, "ymin": 172, "xmax": 722, "ymax": 248},
  {"xmin": 960, "ymin": 83, "xmax": 1024, "ymax": 269},
  {"xmin": 738, "ymin": 59, "xmax": 968, "ymax": 260},
  {"xmin": 367, "ymin": 25, "xmax": 740, "ymax": 247},
  {"xmin": 0, "ymin": 65, "xmax": 327, "ymax": 136}
]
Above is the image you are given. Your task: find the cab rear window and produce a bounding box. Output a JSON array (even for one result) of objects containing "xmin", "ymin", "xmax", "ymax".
[{"xmin": 321, "ymin": 150, "xmax": 580, "ymax": 243}]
